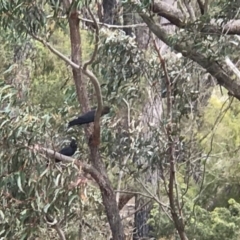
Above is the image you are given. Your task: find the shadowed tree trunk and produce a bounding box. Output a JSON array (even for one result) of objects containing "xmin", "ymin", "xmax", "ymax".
[
  {"xmin": 123, "ymin": 4, "xmax": 134, "ymax": 36},
  {"xmin": 133, "ymin": 197, "xmax": 154, "ymax": 240},
  {"xmin": 102, "ymin": 0, "xmax": 117, "ymax": 24}
]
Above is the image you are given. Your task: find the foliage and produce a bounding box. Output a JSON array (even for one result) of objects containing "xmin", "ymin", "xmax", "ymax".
[{"xmin": 149, "ymin": 198, "xmax": 240, "ymax": 240}]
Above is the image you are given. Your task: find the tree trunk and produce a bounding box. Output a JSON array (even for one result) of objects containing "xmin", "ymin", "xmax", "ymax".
[
  {"xmin": 67, "ymin": 6, "xmax": 125, "ymax": 240},
  {"xmin": 123, "ymin": 4, "xmax": 133, "ymax": 36},
  {"xmin": 133, "ymin": 197, "xmax": 153, "ymax": 240},
  {"xmin": 90, "ymin": 147, "xmax": 125, "ymax": 240},
  {"xmin": 102, "ymin": 0, "xmax": 117, "ymax": 24}
]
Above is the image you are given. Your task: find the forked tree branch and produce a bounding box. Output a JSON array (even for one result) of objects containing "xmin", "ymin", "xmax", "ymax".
[
  {"xmin": 31, "ymin": 34, "xmax": 79, "ymax": 69},
  {"xmin": 29, "ymin": 144, "xmax": 108, "ymax": 189},
  {"xmin": 32, "ymin": 33, "xmax": 104, "ymax": 127}
]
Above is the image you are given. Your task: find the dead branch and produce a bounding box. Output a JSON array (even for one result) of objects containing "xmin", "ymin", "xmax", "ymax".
[{"xmin": 225, "ymin": 56, "xmax": 240, "ymax": 80}]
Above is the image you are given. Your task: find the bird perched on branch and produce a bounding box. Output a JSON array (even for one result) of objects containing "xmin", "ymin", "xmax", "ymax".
[
  {"xmin": 68, "ymin": 106, "xmax": 110, "ymax": 128},
  {"xmin": 55, "ymin": 139, "xmax": 77, "ymax": 163}
]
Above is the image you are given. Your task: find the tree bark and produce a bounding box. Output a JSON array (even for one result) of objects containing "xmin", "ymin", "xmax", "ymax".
[
  {"xmin": 133, "ymin": 197, "xmax": 153, "ymax": 240},
  {"xmin": 67, "ymin": 6, "xmax": 125, "ymax": 240},
  {"xmin": 89, "ymin": 146, "xmax": 125, "ymax": 240}
]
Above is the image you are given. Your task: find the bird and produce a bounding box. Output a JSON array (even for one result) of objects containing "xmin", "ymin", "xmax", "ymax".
[
  {"xmin": 55, "ymin": 139, "xmax": 77, "ymax": 163},
  {"xmin": 68, "ymin": 106, "xmax": 110, "ymax": 128}
]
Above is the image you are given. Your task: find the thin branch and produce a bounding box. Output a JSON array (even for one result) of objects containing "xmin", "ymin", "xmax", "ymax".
[
  {"xmin": 45, "ymin": 215, "xmax": 66, "ymax": 240},
  {"xmin": 82, "ymin": 9, "xmax": 103, "ymax": 143},
  {"xmin": 79, "ymin": 16, "xmax": 147, "ymax": 28},
  {"xmin": 153, "ymin": 38, "xmax": 171, "ymax": 119},
  {"xmin": 123, "ymin": 98, "xmax": 130, "ymax": 127},
  {"xmin": 204, "ymin": 0, "xmax": 209, "ymax": 14},
  {"xmin": 53, "ymin": 223, "xmax": 67, "ymax": 240},
  {"xmin": 153, "ymin": 37, "xmax": 187, "ymax": 239},
  {"xmin": 83, "ymin": 7, "xmax": 99, "ymax": 68},
  {"xmin": 135, "ymin": 179, "xmax": 172, "ymax": 221},
  {"xmin": 31, "ymin": 34, "xmax": 79, "ymax": 69},
  {"xmin": 46, "ymin": 14, "xmax": 147, "ymax": 29},
  {"xmin": 120, "ymin": 199, "xmax": 152, "ymax": 221},
  {"xmin": 116, "ymin": 190, "xmax": 169, "ymax": 209},
  {"xmin": 32, "ymin": 33, "xmax": 104, "ymax": 120},
  {"xmin": 28, "ymin": 144, "xmax": 110, "ymax": 190},
  {"xmin": 225, "ymin": 56, "xmax": 240, "ymax": 80}
]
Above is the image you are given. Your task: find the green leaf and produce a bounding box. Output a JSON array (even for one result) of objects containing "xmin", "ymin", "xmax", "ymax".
[
  {"xmin": 68, "ymin": 194, "xmax": 78, "ymax": 206},
  {"xmin": 43, "ymin": 203, "xmax": 51, "ymax": 213},
  {"xmin": 17, "ymin": 173, "xmax": 25, "ymax": 193}
]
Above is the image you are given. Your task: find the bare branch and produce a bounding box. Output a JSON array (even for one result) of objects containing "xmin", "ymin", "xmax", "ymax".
[
  {"xmin": 117, "ymin": 190, "xmax": 169, "ymax": 209},
  {"xmin": 153, "ymin": 39, "xmax": 171, "ymax": 119},
  {"xmin": 225, "ymin": 56, "xmax": 240, "ymax": 80},
  {"xmin": 28, "ymin": 145, "xmax": 110, "ymax": 190},
  {"xmin": 79, "ymin": 16, "xmax": 147, "ymax": 29},
  {"xmin": 31, "ymin": 34, "xmax": 79, "ymax": 69},
  {"xmin": 33, "ymin": 25, "xmax": 103, "ymax": 144},
  {"xmin": 53, "ymin": 224, "xmax": 66, "ymax": 240},
  {"xmin": 153, "ymin": 23, "xmax": 188, "ymax": 240},
  {"xmin": 123, "ymin": 98, "xmax": 130, "ymax": 128},
  {"xmin": 83, "ymin": 8, "xmax": 100, "ymax": 68},
  {"xmin": 82, "ymin": 9, "xmax": 103, "ymax": 145},
  {"xmin": 32, "ymin": 33, "xmax": 104, "ymax": 120},
  {"xmin": 46, "ymin": 14, "xmax": 147, "ymax": 29}
]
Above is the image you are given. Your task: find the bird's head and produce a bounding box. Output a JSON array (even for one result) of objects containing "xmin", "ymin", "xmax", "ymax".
[{"xmin": 70, "ymin": 139, "xmax": 77, "ymax": 149}]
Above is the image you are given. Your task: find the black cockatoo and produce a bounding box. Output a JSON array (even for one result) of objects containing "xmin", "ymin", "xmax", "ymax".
[
  {"xmin": 55, "ymin": 139, "xmax": 77, "ymax": 163},
  {"xmin": 68, "ymin": 106, "xmax": 110, "ymax": 128}
]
